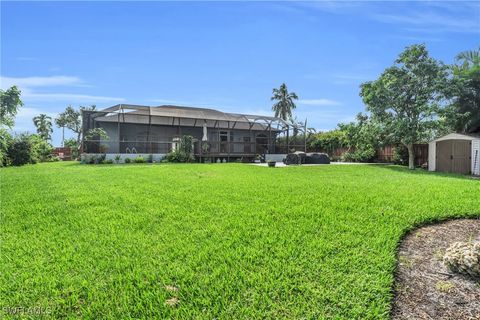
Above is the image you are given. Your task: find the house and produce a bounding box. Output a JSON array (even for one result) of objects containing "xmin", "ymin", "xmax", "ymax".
[
  {"xmin": 81, "ymin": 104, "xmax": 306, "ymax": 162},
  {"xmin": 428, "ymin": 133, "xmax": 480, "ymax": 175}
]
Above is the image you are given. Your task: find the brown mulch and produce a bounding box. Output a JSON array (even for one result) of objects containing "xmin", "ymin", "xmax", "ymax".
[{"xmin": 391, "ymin": 219, "xmax": 480, "ymax": 320}]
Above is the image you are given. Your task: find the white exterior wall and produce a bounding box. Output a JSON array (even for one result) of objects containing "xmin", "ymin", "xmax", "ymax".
[
  {"xmin": 472, "ymin": 139, "xmax": 480, "ymax": 175},
  {"xmin": 428, "ymin": 141, "xmax": 436, "ymax": 171}
]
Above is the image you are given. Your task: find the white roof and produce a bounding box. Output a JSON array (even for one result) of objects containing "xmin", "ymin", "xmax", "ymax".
[{"xmin": 431, "ymin": 132, "xmax": 480, "ymax": 142}]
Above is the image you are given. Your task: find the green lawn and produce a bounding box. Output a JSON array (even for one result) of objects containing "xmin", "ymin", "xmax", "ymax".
[{"xmin": 1, "ymin": 162, "xmax": 479, "ymax": 319}]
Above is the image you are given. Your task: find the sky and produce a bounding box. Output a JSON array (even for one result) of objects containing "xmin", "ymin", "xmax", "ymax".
[{"xmin": 1, "ymin": 1, "xmax": 479, "ymax": 146}]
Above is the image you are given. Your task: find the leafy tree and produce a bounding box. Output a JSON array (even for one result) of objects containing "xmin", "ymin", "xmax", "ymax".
[
  {"xmin": 64, "ymin": 138, "xmax": 80, "ymax": 159},
  {"xmin": 33, "ymin": 114, "xmax": 53, "ymax": 141},
  {"xmin": 337, "ymin": 113, "xmax": 387, "ymax": 162},
  {"xmin": 0, "ymin": 86, "xmax": 23, "ymax": 128},
  {"xmin": 55, "ymin": 113, "xmax": 69, "ymax": 146},
  {"xmin": 60, "ymin": 105, "xmax": 96, "ymax": 145},
  {"xmin": 360, "ymin": 44, "xmax": 448, "ymax": 169},
  {"xmin": 442, "ymin": 48, "xmax": 480, "ymax": 133},
  {"xmin": 0, "ymin": 128, "xmax": 13, "ymax": 166},
  {"xmin": 271, "ymin": 83, "xmax": 298, "ymax": 121},
  {"xmin": 84, "ymin": 127, "xmax": 109, "ymax": 141}
]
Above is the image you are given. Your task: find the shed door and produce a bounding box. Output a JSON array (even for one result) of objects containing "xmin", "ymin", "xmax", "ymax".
[{"xmin": 436, "ymin": 140, "xmax": 471, "ymax": 174}]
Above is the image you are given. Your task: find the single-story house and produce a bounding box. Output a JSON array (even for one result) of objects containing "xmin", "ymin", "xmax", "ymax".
[
  {"xmin": 81, "ymin": 104, "xmax": 306, "ymax": 162},
  {"xmin": 428, "ymin": 133, "xmax": 480, "ymax": 175}
]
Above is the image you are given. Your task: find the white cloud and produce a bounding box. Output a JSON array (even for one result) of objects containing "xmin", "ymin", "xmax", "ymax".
[
  {"xmin": 11, "ymin": 107, "xmax": 59, "ymax": 133},
  {"xmin": 298, "ymin": 99, "xmax": 341, "ymax": 106},
  {"xmin": 22, "ymin": 90, "xmax": 125, "ymax": 103},
  {"xmin": 1, "ymin": 75, "xmax": 124, "ymax": 104},
  {"xmin": 372, "ymin": 11, "xmax": 480, "ymax": 34},
  {"xmin": 1, "ymin": 75, "xmax": 83, "ymax": 88}
]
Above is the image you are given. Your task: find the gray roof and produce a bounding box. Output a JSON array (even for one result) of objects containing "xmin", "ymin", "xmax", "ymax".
[{"xmin": 91, "ymin": 104, "xmax": 303, "ymax": 131}]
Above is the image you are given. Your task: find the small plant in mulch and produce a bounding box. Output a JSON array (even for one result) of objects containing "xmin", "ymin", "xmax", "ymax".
[{"xmin": 443, "ymin": 241, "xmax": 480, "ymax": 279}]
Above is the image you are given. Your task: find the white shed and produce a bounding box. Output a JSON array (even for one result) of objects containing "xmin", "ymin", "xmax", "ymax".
[{"xmin": 428, "ymin": 133, "xmax": 480, "ymax": 175}]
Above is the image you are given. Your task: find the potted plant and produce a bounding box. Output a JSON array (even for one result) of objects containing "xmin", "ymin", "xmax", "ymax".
[{"xmin": 267, "ymin": 160, "xmax": 276, "ymax": 167}]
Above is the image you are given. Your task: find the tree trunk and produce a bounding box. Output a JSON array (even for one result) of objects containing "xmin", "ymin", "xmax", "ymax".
[
  {"xmin": 407, "ymin": 143, "xmax": 415, "ymax": 170},
  {"xmin": 62, "ymin": 127, "xmax": 65, "ymax": 147}
]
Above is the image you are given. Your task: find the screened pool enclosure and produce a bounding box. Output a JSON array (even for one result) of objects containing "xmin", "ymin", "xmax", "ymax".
[{"xmin": 82, "ymin": 104, "xmax": 307, "ymax": 161}]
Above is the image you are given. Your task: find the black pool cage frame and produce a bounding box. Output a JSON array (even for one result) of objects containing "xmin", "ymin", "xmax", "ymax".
[{"xmin": 82, "ymin": 104, "xmax": 307, "ymax": 160}]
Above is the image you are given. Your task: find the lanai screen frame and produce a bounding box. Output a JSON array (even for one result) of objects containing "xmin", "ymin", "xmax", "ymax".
[{"xmin": 82, "ymin": 104, "xmax": 307, "ymax": 155}]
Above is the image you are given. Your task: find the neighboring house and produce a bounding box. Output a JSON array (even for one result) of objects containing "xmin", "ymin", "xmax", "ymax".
[
  {"xmin": 428, "ymin": 133, "xmax": 480, "ymax": 175},
  {"xmin": 82, "ymin": 104, "xmax": 306, "ymax": 161}
]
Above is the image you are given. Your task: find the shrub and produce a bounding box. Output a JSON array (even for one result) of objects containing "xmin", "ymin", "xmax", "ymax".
[
  {"xmin": 341, "ymin": 146, "xmax": 376, "ymax": 163},
  {"xmin": 135, "ymin": 156, "xmax": 145, "ymax": 163},
  {"xmin": 114, "ymin": 154, "xmax": 121, "ymax": 164},
  {"xmin": 7, "ymin": 134, "xmax": 35, "ymax": 166},
  {"xmin": 444, "ymin": 242, "xmax": 480, "ymax": 279},
  {"xmin": 106, "ymin": 159, "xmax": 114, "ymax": 164},
  {"xmin": 30, "ymin": 135, "xmax": 54, "ymax": 162},
  {"xmin": 124, "ymin": 157, "xmax": 131, "ymax": 164},
  {"xmin": 166, "ymin": 135, "xmax": 195, "ymax": 163},
  {"xmin": 393, "ymin": 145, "xmax": 409, "ymax": 165}
]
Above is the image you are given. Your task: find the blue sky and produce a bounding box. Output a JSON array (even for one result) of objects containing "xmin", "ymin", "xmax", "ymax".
[{"xmin": 1, "ymin": 1, "xmax": 479, "ymax": 146}]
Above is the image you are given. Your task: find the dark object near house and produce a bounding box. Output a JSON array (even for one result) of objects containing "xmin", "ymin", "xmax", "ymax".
[
  {"xmin": 305, "ymin": 153, "xmax": 330, "ymax": 164},
  {"xmin": 267, "ymin": 161, "xmax": 276, "ymax": 167},
  {"xmin": 285, "ymin": 153, "xmax": 301, "ymax": 165},
  {"xmin": 294, "ymin": 151, "xmax": 306, "ymax": 164}
]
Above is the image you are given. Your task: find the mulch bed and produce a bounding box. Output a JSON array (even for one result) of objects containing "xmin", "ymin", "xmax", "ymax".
[{"xmin": 391, "ymin": 219, "xmax": 480, "ymax": 320}]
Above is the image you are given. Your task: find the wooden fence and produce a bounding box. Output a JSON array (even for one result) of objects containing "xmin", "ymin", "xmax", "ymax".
[{"xmin": 313, "ymin": 144, "xmax": 429, "ymax": 165}]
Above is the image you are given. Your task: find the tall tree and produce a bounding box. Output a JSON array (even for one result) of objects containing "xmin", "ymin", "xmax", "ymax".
[
  {"xmin": 0, "ymin": 86, "xmax": 23, "ymax": 128},
  {"xmin": 271, "ymin": 83, "xmax": 298, "ymax": 121},
  {"xmin": 442, "ymin": 48, "xmax": 480, "ymax": 133},
  {"xmin": 360, "ymin": 44, "xmax": 448, "ymax": 169},
  {"xmin": 55, "ymin": 113, "xmax": 69, "ymax": 147},
  {"xmin": 61, "ymin": 105, "xmax": 96, "ymax": 145},
  {"xmin": 33, "ymin": 114, "xmax": 53, "ymax": 141}
]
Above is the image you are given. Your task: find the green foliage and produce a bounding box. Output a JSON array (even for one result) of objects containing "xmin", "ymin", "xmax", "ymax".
[
  {"xmin": 442, "ymin": 48, "xmax": 480, "ymax": 133},
  {"xmin": 393, "ymin": 145, "xmax": 409, "ymax": 165},
  {"xmin": 5, "ymin": 133, "xmax": 53, "ymax": 166},
  {"xmin": 1, "ymin": 163, "xmax": 479, "ymax": 318},
  {"xmin": 271, "ymin": 83, "xmax": 298, "ymax": 121},
  {"xmin": 166, "ymin": 135, "xmax": 195, "ymax": 163},
  {"xmin": 105, "ymin": 159, "xmax": 114, "ymax": 164},
  {"xmin": 59, "ymin": 105, "xmax": 96, "ymax": 144},
  {"xmin": 341, "ymin": 146, "xmax": 376, "ymax": 163},
  {"xmin": 309, "ymin": 129, "xmax": 346, "ymax": 153},
  {"xmin": 7, "ymin": 134, "xmax": 35, "ymax": 166},
  {"xmin": 0, "ymin": 128, "xmax": 12, "ymax": 166},
  {"xmin": 114, "ymin": 154, "xmax": 121, "ymax": 164},
  {"xmin": 64, "ymin": 138, "xmax": 80, "ymax": 159},
  {"xmin": 33, "ymin": 114, "xmax": 53, "ymax": 141},
  {"xmin": 135, "ymin": 156, "xmax": 145, "ymax": 163},
  {"xmin": 360, "ymin": 44, "xmax": 448, "ymax": 168},
  {"xmin": 85, "ymin": 128, "xmax": 109, "ymax": 141},
  {"xmin": 30, "ymin": 134, "xmax": 54, "ymax": 162},
  {"xmin": 0, "ymin": 85, "xmax": 23, "ymax": 128},
  {"xmin": 124, "ymin": 157, "xmax": 131, "ymax": 163}
]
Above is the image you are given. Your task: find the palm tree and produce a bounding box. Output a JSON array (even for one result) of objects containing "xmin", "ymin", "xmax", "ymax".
[
  {"xmin": 55, "ymin": 113, "xmax": 68, "ymax": 146},
  {"xmin": 456, "ymin": 49, "xmax": 480, "ymax": 65},
  {"xmin": 33, "ymin": 114, "xmax": 53, "ymax": 141},
  {"xmin": 271, "ymin": 83, "xmax": 298, "ymax": 121}
]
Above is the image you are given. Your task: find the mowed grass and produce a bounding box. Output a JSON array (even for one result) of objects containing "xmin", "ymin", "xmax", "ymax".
[{"xmin": 1, "ymin": 162, "xmax": 479, "ymax": 319}]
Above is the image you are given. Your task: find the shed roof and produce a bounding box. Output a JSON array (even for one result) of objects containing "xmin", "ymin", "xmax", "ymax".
[{"xmin": 431, "ymin": 132, "xmax": 480, "ymax": 142}]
